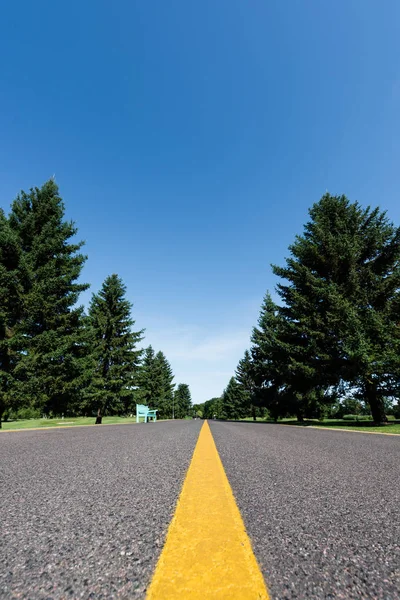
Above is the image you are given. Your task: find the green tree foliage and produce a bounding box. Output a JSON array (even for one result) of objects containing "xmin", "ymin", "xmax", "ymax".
[
  {"xmin": 248, "ymin": 194, "xmax": 400, "ymax": 424},
  {"xmin": 0, "ymin": 211, "xmax": 25, "ymax": 426},
  {"xmin": 250, "ymin": 293, "xmax": 298, "ymax": 421},
  {"xmin": 84, "ymin": 274, "xmax": 144, "ymax": 421},
  {"xmin": 235, "ymin": 350, "xmax": 257, "ymax": 419},
  {"xmin": 135, "ymin": 346, "xmax": 159, "ymax": 407},
  {"xmin": 221, "ymin": 377, "xmax": 247, "ymax": 420},
  {"xmin": 8, "ymin": 181, "xmax": 89, "ymax": 416},
  {"xmin": 173, "ymin": 383, "xmax": 192, "ymax": 419},
  {"xmin": 154, "ymin": 351, "xmax": 175, "ymax": 419},
  {"xmin": 202, "ymin": 397, "xmax": 224, "ymax": 419},
  {"xmin": 136, "ymin": 347, "xmax": 175, "ymax": 419},
  {"xmin": 271, "ymin": 194, "xmax": 400, "ymax": 423}
]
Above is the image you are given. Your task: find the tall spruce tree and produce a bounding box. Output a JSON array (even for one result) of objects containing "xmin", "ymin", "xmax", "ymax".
[
  {"xmin": 235, "ymin": 350, "xmax": 256, "ymax": 419},
  {"xmin": 272, "ymin": 194, "xmax": 400, "ymax": 424},
  {"xmin": 135, "ymin": 347, "xmax": 175, "ymax": 418},
  {"xmin": 221, "ymin": 377, "xmax": 247, "ymax": 420},
  {"xmin": 0, "ymin": 211, "xmax": 25, "ymax": 426},
  {"xmin": 8, "ymin": 181, "xmax": 89, "ymax": 416},
  {"xmin": 86, "ymin": 274, "xmax": 144, "ymax": 422},
  {"xmin": 154, "ymin": 351, "xmax": 175, "ymax": 419},
  {"xmin": 250, "ymin": 293, "xmax": 296, "ymax": 420},
  {"xmin": 173, "ymin": 383, "xmax": 192, "ymax": 419},
  {"xmin": 135, "ymin": 345, "xmax": 160, "ymax": 408}
]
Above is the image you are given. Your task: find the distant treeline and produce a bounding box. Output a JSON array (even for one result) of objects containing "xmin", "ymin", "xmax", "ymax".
[
  {"xmin": 0, "ymin": 180, "xmax": 192, "ymax": 426},
  {"xmin": 197, "ymin": 194, "xmax": 400, "ymax": 425}
]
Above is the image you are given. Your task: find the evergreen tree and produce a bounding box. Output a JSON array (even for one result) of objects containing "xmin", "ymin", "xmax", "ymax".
[
  {"xmin": 221, "ymin": 377, "xmax": 247, "ymax": 420},
  {"xmin": 135, "ymin": 345, "xmax": 160, "ymax": 408},
  {"xmin": 8, "ymin": 181, "xmax": 89, "ymax": 416},
  {"xmin": 85, "ymin": 274, "xmax": 144, "ymax": 422},
  {"xmin": 235, "ymin": 350, "xmax": 255, "ymax": 419},
  {"xmin": 0, "ymin": 211, "xmax": 25, "ymax": 426},
  {"xmin": 135, "ymin": 347, "xmax": 175, "ymax": 419},
  {"xmin": 272, "ymin": 194, "xmax": 400, "ymax": 424},
  {"xmin": 173, "ymin": 383, "xmax": 192, "ymax": 419},
  {"xmin": 154, "ymin": 351, "xmax": 175, "ymax": 419},
  {"xmin": 250, "ymin": 293, "xmax": 295, "ymax": 420}
]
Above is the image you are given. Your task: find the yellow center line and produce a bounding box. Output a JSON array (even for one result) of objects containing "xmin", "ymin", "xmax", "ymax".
[{"xmin": 146, "ymin": 420, "xmax": 269, "ymax": 599}]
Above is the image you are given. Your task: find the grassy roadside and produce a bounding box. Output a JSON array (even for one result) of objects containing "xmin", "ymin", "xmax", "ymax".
[
  {"xmin": 239, "ymin": 417, "xmax": 400, "ymax": 434},
  {"xmin": 283, "ymin": 419, "xmax": 400, "ymax": 434},
  {"xmin": 1, "ymin": 415, "xmax": 144, "ymax": 431}
]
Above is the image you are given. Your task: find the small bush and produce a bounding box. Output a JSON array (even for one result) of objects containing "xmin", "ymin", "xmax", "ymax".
[
  {"xmin": 342, "ymin": 414, "xmax": 372, "ymax": 421},
  {"xmin": 14, "ymin": 407, "xmax": 42, "ymax": 420}
]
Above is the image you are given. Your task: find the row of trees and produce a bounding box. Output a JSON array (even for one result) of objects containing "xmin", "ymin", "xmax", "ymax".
[
  {"xmin": 0, "ymin": 180, "xmax": 192, "ymax": 426},
  {"xmin": 218, "ymin": 194, "xmax": 400, "ymax": 425}
]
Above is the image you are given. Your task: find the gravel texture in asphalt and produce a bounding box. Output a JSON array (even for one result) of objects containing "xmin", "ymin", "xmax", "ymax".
[
  {"xmin": 209, "ymin": 421, "xmax": 400, "ymax": 600},
  {"xmin": 0, "ymin": 420, "xmax": 201, "ymax": 599}
]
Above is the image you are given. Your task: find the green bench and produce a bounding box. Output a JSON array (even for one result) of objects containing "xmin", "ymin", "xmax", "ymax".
[{"xmin": 136, "ymin": 404, "xmax": 158, "ymax": 423}]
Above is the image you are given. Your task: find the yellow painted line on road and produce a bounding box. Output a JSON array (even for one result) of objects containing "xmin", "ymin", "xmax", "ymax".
[{"xmin": 146, "ymin": 420, "xmax": 269, "ymax": 599}]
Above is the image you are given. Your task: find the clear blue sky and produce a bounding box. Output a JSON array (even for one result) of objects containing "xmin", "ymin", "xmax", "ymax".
[{"xmin": 1, "ymin": 1, "xmax": 399, "ymax": 403}]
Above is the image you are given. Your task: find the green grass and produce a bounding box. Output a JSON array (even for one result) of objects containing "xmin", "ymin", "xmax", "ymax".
[
  {"xmin": 280, "ymin": 418, "xmax": 400, "ymax": 434},
  {"xmin": 237, "ymin": 416, "xmax": 400, "ymax": 434},
  {"xmin": 1, "ymin": 415, "xmax": 142, "ymax": 431}
]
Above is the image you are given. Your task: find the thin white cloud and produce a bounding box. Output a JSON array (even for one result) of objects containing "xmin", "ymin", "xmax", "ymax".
[{"xmin": 140, "ymin": 323, "xmax": 251, "ymax": 404}]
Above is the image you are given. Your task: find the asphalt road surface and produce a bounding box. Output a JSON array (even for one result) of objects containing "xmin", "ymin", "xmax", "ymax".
[
  {"xmin": 0, "ymin": 421, "xmax": 202, "ymax": 599},
  {"xmin": 1, "ymin": 420, "xmax": 399, "ymax": 599},
  {"xmin": 210, "ymin": 421, "xmax": 400, "ymax": 599}
]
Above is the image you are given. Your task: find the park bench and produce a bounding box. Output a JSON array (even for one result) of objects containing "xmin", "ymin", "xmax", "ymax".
[{"xmin": 136, "ymin": 404, "xmax": 158, "ymax": 423}]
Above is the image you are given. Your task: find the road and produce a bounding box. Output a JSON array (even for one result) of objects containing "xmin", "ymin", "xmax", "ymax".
[{"xmin": 1, "ymin": 420, "xmax": 399, "ymax": 599}]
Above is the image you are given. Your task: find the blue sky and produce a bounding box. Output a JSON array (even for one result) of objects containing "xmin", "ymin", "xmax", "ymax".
[{"xmin": 1, "ymin": 1, "xmax": 399, "ymax": 403}]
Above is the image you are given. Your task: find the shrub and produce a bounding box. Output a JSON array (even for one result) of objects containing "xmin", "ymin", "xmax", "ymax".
[
  {"xmin": 342, "ymin": 414, "xmax": 372, "ymax": 421},
  {"xmin": 13, "ymin": 407, "xmax": 42, "ymax": 420}
]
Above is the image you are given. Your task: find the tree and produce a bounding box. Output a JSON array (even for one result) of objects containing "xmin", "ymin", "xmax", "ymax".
[
  {"xmin": 221, "ymin": 377, "xmax": 247, "ymax": 420},
  {"xmin": 250, "ymin": 293, "xmax": 297, "ymax": 421},
  {"xmin": 173, "ymin": 383, "xmax": 192, "ymax": 419},
  {"xmin": 0, "ymin": 211, "xmax": 25, "ymax": 426},
  {"xmin": 135, "ymin": 347, "xmax": 175, "ymax": 419},
  {"xmin": 8, "ymin": 181, "xmax": 89, "ymax": 416},
  {"xmin": 85, "ymin": 274, "xmax": 144, "ymax": 422},
  {"xmin": 272, "ymin": 194, "xmax": 400, "ymax": 424},
  {"xmin": 135, "ymin": 346, "xmax": 159, "ymax": 407},
  {"xmin": 203, "ymin": 397, "xmax": 224, "ymax": 419},
  {"xmin": 235, "ymin": 350, "xmax": 256, "ymax": 419},
  {"xmin": 154, "ymin": 351, "xmax": 175, "ymax": 419}
]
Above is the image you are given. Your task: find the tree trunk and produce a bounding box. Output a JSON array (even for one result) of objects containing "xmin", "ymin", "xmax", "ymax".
[
  {"xmin": 95, "ymin": 408, "xmax": 102, "ymax": 425},
  {"xmin": 296, "ymin": 410, "xmax": 304, "ymax": 423},
  {"xmin": 251, "ymin": 405, "xmax": 256, "ymax": 421},
  {"xmin": 365, "ymin": 381, "xmax": 387, "ymax": 425}
]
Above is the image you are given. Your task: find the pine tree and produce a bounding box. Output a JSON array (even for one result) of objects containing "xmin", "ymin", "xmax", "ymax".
[
  {"xmin": 8, "ymin": 181, "xmax": 89, "ymax": 416},
  {"xmin": 135, "ymin": 347, "xmax": 175, "ymax": 418},
  {"xmin": 85, "ymin": 274, "xmax": 144, "ymax": 422},
  {"xmin": 235, "ymin": 350, "xmax": 255, "ymax": 419},
  {"xmin": 250, "ymin": 293, "xmax": 295, "ymax": 420},
  {"xmin": 272, "ymin": 194, "xmax": 400, "ymax": 424},
  {"xmin": 135, "ymin": 346, "xmax": 160, "ymax": 408},
  {"xmin": 154, "ymin": 351, "xmax": 175, "ymax": 419},
  {"xmin": 221, "ymin": 377, "xmax": 247, "ymax": 420},
  {"xmin": 173, "ymin": 383, "xmax": 192, "ymax": 419},
  {"xmin": 0, "ymin": 211, "xmax": 25, "ymax": 426}
]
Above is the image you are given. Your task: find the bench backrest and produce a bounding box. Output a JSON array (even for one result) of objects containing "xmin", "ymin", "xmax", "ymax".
[{"xmin": 136, "ymin": 404, "xmax": 149, "ymax": 413}]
